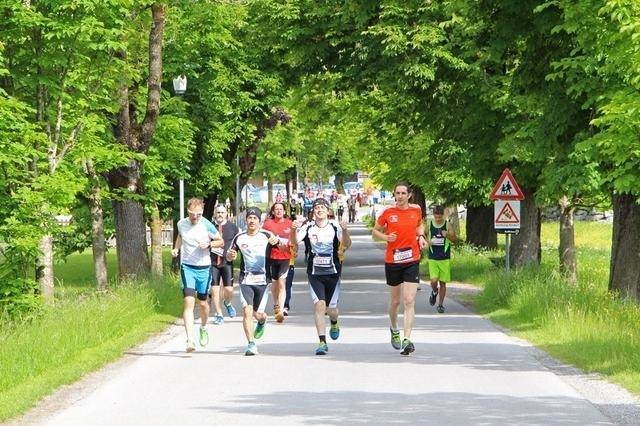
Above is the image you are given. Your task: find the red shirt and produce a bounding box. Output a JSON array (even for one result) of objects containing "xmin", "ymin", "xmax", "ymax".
[
  {"xmin": 377, "ymin": 204, "xmax": 423, "ymax": 264},
  {"xmin": 262, "ymin": 217, "xmax": 293, "ymax": 260}
]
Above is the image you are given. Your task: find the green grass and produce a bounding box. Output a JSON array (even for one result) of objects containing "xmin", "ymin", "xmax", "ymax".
[
  {"xmin": 451, "ymin": 220, "xmax": 640, "ymax": 396},
  {"xmin": 0, "ymin": 251, "xmax": 182, "ymax": 421}
]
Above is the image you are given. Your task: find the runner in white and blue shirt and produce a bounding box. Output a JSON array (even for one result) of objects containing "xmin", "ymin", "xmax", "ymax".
[
  {"xmin": 226, "ymin": 207, "xmax": 280, "ymax": 356},
  {"xmin": 172, "ymin": 198, "xmax": 223, "ymax": 353},
  {"xmin": 290, "ymin": 198, "xmax": 351, "ymax": 355}
]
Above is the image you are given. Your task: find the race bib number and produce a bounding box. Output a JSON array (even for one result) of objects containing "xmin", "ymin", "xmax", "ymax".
[
  {"xmin": 393, "ymin": 247, "xmax": 413, "ymax": 262},
  {"xmin": 211, "ymin": 247, "xmax": 224, "ymax": 256},
  {"xmin": 313, "ymin": 255, "xmax": 332, "ymax": 267},
  {"xmin": 244, "ymin": 273, "xmax": 266, "ymax": 285},
  {"xmin": 431, "ymin": 236, "xmax": 445, "ymax": 246}
]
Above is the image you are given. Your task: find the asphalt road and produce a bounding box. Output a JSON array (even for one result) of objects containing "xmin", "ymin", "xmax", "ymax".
[{"xmin": 16, "ymin": 222, "xmax": 636, "ymax": 425}]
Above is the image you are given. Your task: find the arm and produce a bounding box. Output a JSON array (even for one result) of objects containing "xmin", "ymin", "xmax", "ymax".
[
  {"xmin": 338, "ymin": 219, "xmax": 352, "ymax": 250},
  {"xmin": 417, "ymin": 221, "xmax": 427, "ymax": 250},
  {"xmin": 289, "ymin": 220, "xmax": 301, "ymax": 246},
  {"xmin": 442, "ymin": 222, "xmax": 458, "ymax": 243},
  {"xmin": 171, "ymin": 235, "xmax": 182, "ymax": 258},
  {"xmin": 372, "ymin": 223, "xmax": 394, "ymax": 242},
  {"xmin": 210, "ymin": 232, "xmax": 224, "ymax": 249},
  {"xmin": 226, "ymin": 239, "xmax": 238, "ymax": 262}
]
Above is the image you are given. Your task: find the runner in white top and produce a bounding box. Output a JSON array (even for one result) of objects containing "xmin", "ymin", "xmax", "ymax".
[
  {"xmin": 172, "ymin": 198, "xmax": 224, "ymax": 353},
  {"xmin": 227, "ymin": 207, "xmax": 280, "ymax": 356},
  {"xmin": 290, "ymin": 198, "xmax": 351, "ymax": 355}
]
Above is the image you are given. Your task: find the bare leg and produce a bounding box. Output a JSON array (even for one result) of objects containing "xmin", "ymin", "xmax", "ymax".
[
  {"xmin": 243, "ymin": 306, "xmax": 254, "ymax": 342},
  {"xmin": 438, "ymin": 282, "xmax": 447, "ymax": 305},
  {"xmin": 388, "ymin": 285, "xmax": 401, "ymax": 330},
  {"xmin": 198, "ymin": 298, "xmax": 210, "ymax": 327},
  {"xmin": 314, "ymin": 300, "xmax": 327, "ymax": 336},
  {"xmin": 402, "ymin": 282, "xmax": 418, "ymax": 339},
  {"xmin": 183, "ymin": 296, "xmax": 196, "ymax": 342},
  {"xmin": 222, "ymin": 285, "xmax": 234, "ymax": 306},
  {"xmin": 210, "ymin": 285, "xmax": 222, "ymax": 315}
]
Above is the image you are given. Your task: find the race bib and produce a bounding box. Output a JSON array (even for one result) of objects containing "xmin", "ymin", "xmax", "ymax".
[
  {"xmin": 393, "ymin": 247, "xmax": 413, "ymax": 262},
  {"xmin": 313, "ymin": 255, "xmax": 332, "ymax": 267},
  {"xmin": 431, "ymin": 236, "xmax": 445, "ymax": 246},
  {"xmin": 244, "ymin": 273, "xmax": 266, "ymax": 285},
  {"xmin": 211, "ymin": 247, "xmax": 224, "ymax": 256}
]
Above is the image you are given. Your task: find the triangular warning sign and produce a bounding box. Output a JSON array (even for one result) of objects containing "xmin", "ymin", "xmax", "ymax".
[
  {"xmin": 495, "ymin": 202, "xmax": 520, "ymax": 224},
  {"xmin": 490, "ymin": 168, "xmax": 525, "ymax": 200}
]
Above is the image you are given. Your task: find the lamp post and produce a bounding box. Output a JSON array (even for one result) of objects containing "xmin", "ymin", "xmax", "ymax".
[
  {"xmin": 235, "ymin": 154, "xmax": 240, "ymax": 221},
  {"xmin": 173, "ymin": 75, "xmax": 187, "ymax": 218}
]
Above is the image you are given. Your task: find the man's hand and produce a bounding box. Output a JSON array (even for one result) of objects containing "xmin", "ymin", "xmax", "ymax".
[
  {"xmin": 227, "ymin": 248, "xmax": 237, "ymax": 261},
  {"xmin": 171, "ymin": 248, "xmax": 179, "ymax": 258},
  {"xmin": 268, "ymin": 234, "xmax": 279, "ymax": 246}
]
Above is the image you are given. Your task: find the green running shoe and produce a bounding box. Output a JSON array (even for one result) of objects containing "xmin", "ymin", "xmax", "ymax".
[
  {"xmin": 400, "ymin": 338, "xmax": 415, "ymax": 356},
  {"xmin": 390, "ymin": 328, "xmax": 401, "ymax": 350},
  {"xmin": 254, "ymin": 319, "xmax": 266, "ymax": 340},
  {"xmin": 315, "ymin": 342, "xmax": 329, "ymax": 355},
  {"xmin": 199, "ymin": 327, "xmax": 209, "ymax": 347},
  {"xmin": 329, "ymin": 321, "xmax": 340, "ymax": 340}
]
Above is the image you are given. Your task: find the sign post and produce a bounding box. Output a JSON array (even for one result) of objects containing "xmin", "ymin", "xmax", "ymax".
[{"xmin": 490, "ymin": 168, "xmax": 524, "ymax": 271}]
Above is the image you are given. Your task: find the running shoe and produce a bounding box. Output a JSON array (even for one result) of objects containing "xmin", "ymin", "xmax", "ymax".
[
  {"xmin": 245, "ymin": 341, "xmax": 258, "ymax": 356},
  {"xmin": 315, "ymin": 342, "xmax": 329, "ymax": 355},
  {"xmin": 329, "ymin": 321, "xmax": 340, "ymax": 340},
  {"xmin": 224, "ymin": 301, "xmax": 236, "ymax": 318},
  {"xmin": 437, "ymin": 304, "xmax": 445, "ymax": 314},
  {"xmin": 186, "ymin": 340, "xmax": 196, "ymax": 353},
  {"xmin": 212, "ymin": 314, "xmax": 224, "ymax": 325},
  {"xmin": 254, "ymin": 319, "xmax": 266, "ymax": 339},
  {"xmin": 390, "ymin": 328, "xmax": 401, "ymax": 350},
  {"xmin": 274, "ymin": 306, "xmax": 285, "ymax": 323},
  {"xmin": 283, "ymin": 307, "xmax": 289, "ymax": 316},
  {"xmin": 429, "ymin": 289, "xmax": 438, "ymax": 306},
  {"xmin": 400, "ymin": 338, "xmax": 415, "ymax": 356},
  {"xmin": 199, "ymin": 327, "xmax": 209, "ymax": 347}
]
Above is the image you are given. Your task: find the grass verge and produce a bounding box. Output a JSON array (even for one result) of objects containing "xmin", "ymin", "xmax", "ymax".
[
  {"xmin": 451, "ymin": 220, "xmax": 640, "ymax": 396},
  {"xmin": 0, "ymin": 252, "xmax": 182, "ymax": 421}
]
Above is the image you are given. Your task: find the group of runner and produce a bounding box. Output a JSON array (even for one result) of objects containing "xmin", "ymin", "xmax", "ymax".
[{"xmin": 172, "ymin": 182, "xmax": 456, "ymax": 357}]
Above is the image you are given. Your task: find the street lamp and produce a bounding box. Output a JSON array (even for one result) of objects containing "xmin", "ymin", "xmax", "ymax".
[
  {"xmin": 173, "ymin": 75, "xmax": 187, "ymax": 218},
  {"xmin": 173, "ymin": 75, "xmax": 187, "ymax": 96}
]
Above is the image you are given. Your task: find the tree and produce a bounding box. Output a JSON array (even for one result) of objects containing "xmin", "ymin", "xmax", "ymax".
[
  {"xmin": 107, "ymin": 3, "xmax": 166, "ymax": 279},
  {"xmin": 549, "ymin": 0, "xmax": 640, "ymax": 300}
]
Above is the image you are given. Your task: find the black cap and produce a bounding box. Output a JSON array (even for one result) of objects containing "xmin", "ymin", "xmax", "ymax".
[
  {"xmin": 246, "ymin": 207, "xmax": 262, "ymax": 219},
  {"xmin": 312, "ymin": 198, "xmax": 330, "ymax": 208}
]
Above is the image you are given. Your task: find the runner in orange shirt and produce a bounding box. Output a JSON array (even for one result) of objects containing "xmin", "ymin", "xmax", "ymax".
[{"xmin": 372, "ymin": 182, "xmax": 426, "ymax": 355}]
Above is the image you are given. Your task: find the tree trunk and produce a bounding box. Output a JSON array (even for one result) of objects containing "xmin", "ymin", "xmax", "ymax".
[
  {"xmin": 113, "ymin": 199, "xmax": 150, "ymax": 279},
  {"xmin": 559, "ymin": 195, "xmax": 577, "ymax": 284},
  {"xmin": 172, "ymin": 218, "xmax": 180, "ymax": 272},
  {"xmin": 445, "ymin": 204, "xmax": 461, "ymax": 236},
  {"xmin": 267, "ymin": 180, "xmax": 273, "ymax": 206},
  {"xmin": 84, "ymin": 160, "xmax": 109, "ymax": 291},
  {"xmin": 410, "ymin": 185, "xmax": 426, "ymax": 218},
  {"xmin": 510, "ymin": 187, "xmax": 541, "ymax": 267},
  {"xmin": 149, "ymin": 203, "xmax": 164, "ymax": 277},
  {"xmin": 465, "ymin": 204, "xmax": 496, "ymax": 248},
  {"xmin": 107, "ymin": 4, "xmax": 165, "ymax": 280},
  {"xmin": 609, "ymin": 193, "xmax": 640, "ymax": 301},
  {"xmin": 36, "ymin": 235, "xmax": 54, "ymax": 302}
]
